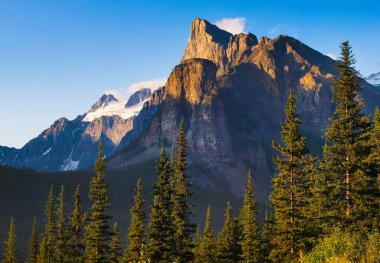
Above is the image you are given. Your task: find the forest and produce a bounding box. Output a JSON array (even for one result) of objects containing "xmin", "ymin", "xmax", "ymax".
[{"xmin": 1, "ymin": 42, "xmax": 380, "ymax": 263}]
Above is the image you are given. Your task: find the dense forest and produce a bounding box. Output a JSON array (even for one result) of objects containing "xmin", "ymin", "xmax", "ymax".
[{"xmin": 1, "ymin": 42, "xmax": 380, "ymax": 263}]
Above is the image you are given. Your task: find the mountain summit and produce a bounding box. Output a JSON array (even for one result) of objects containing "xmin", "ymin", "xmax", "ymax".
[{"xmin": 1, "ymin": 18, "xmax": 380, "ymax": 199}]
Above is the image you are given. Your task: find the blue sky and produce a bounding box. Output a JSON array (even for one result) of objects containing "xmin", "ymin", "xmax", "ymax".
[{"xmin": 1, "ymin": 0, "xmax": 379, "ymax": 148}]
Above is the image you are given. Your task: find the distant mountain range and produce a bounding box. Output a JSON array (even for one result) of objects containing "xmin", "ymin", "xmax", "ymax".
[
  {"xmin": 1, "ymin": 18, "xmax": 380, "ymax": 199},
  {"xmin": 366, "ymin": 72, "xmax": 380, "ymax": 87}
]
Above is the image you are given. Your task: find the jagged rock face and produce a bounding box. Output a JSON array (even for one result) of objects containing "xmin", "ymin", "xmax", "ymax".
[
  {"xmin": 89, "ymin": 94, "xmax": 119, "ymax": 112},
  {"xmin": 126, "ymin": 88, "xmax": 152, "ymax": 107}
]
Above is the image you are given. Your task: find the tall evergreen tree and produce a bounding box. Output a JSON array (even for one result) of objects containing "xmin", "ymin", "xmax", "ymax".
[
  {"xmin": 109, "ymin": 223, "xmax": 121, "ymax": 263},
  {"xmin": 147, "ymin": 146, "xmax": 175, "ymax": 262},
  {"xmin": 68, "ymin": 185, "xmax": 85, "ymax": 263},
  {"xmin": 261, "ymin": 211, "xmax": 274, "ymax": 263},
  {"xmin": 195, "ymin": 206, "xmax": 216, "ymax": 263},
  {"xmin": 26, "ymin": 218, "xmax": 38, "ymax": 263},
  {"xmin": 3, "ymin": 217, "xmax": 18, "ymax": 263},
  {"xmin": 84, "ymin": 141, "xmax": 113, "ymax": 262},
  {"xmin": 240, "ymin": 170, "xmax": 261, "ymax": 263},
  {"xmin": 171, "ymin": 119, "xmax": 195, "ymax": 263},
  {"xmin": 270, "ymin": 90, "xmax": 316, "ymax": 262},
  {"xmin": 320, "ymin": 41, "xmax": 377, "ymax": 232},
  {"xmin": 216, "ymin": 202, "xmax": 242, "ymax": 262},
  {"xmin": 38, "ymin": 186, "xmax": 56, "ymax": 263},
  {"xmin": 55, "ymin": 185, "xmax": 68, "ymax": 262},
  {"xmin": 124, "ymin": 178, "xmax": 146, "ymax": 263}
]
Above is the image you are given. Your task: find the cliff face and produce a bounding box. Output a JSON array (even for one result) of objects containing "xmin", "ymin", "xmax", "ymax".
[{"xmin": 109, "ymin": 18, "xmax": 380, "ymax": 199}]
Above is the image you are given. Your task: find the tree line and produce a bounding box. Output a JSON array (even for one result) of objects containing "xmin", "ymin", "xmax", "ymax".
[{"xmin": 1, "ymin": 41, "xmax": 380, "ymax": 262}]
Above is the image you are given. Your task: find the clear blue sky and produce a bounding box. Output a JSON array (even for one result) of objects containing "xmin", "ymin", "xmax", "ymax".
[{"xmin": 1, "ymin": 0, "xmax": 379, "ymax": 148}]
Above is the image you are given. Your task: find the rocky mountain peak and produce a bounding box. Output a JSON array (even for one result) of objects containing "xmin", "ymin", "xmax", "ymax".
[
  {"xmin": 89, "ymin": 94, "xmax": 119, "ymax": 112},
  {"xmin": 126, "ymin": 88, "xmax": 152, "ymax": 107}
]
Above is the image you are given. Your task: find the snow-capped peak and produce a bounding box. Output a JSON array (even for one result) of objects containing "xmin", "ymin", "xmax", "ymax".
[{"xmin": 82, "ymin": 88, "xmax": 153, "ymax": 122}]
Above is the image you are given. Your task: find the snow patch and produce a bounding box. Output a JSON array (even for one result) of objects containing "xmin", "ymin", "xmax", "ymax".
[
  {"xmin": 43, "ymin": 147, "xmax": 52, "ymax": 156},
  {"xmin": 60, "ymin": 148, "xmax": 80, "ymax": 171}
]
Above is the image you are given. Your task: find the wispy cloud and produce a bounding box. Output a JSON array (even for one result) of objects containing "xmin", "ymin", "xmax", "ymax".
[
  {"xmin": 326, "ymin": 53, "xmax": 337, "ymax": 60},
  {"xmin": 268, "ymin": 23, "xmax": 300, "ymax": 38},
  {"xmin": 215, "ymin": 17, "xmax": 246, "ymax": 35},
  {"xmin": 105, "ymin": 78, "xmax": 166, "ymax": 101}
]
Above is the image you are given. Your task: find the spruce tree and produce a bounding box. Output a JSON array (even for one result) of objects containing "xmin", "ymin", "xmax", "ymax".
[
  {"xmin": 38, "ymin": 186, "xmax": 56, "ymax": 263},
  {"xmin": 216, "ymin": 202, "xmax": 242, "ymax": 262},
  {"xmin": 124, "ymin": 178, "xmax": 146, "ymax": 263},
  {"xmin": 26, "ymin": 218, "xmax": 38, "ymax": 263},
  {"xmin": 55, "ymin": 185, "xmax": 68, "ymax": 262},
  {"xmin": 240, "ymin": 170, "xmax": 261, "ymax": 263},
  {"xmin": 68, "ymin": 185, "xmax": 84, "ymax": 262},
  {"xmin": 171, "ymin": 119, "xmax": 195, "ymax": 263},
  {"xmin": 195, "ymin": 206, "xmax": 216, "ymax": 263},
  {"xmin": 270, "ymin": 89, "xmax": 316, "ymax": 262},
  {"xmin": 84, "ymin": 141, "xmax": 113, "ymax": 262},
  {"xmin": 109, "ymin": 223, "xmax": 121, "ymax": 263},
  {"xmin": 3, "ymin": 217, "xmax": 18, "ymax": 263},
  {"xmin": 147, "ymin": 146, "xmax": 175, "ymax": 262},
  {"xmin": 320, "ymin": 41, "xmax": 377, "ymax": 232},
  {"xmin": 261, "ymin": 211, "xmax": 274, "ymax": 263}
]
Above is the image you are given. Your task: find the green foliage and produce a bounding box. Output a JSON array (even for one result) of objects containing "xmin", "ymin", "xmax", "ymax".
[
  {"xmin": 240, "ymin": 170, "xmax": 261, "ymax": 263},
  {"xmin": 147, "ymin": 146, "xmax": 175, "ymax": 262},
  {"xmin": 109, "ymin": 223, "xmax": 121, "ymax": 263},
  {"xmin": 26, "ymin": 218, "xmax": 38, "ymax": 263},
  {"xmin": 216, "ymin": 202, "xmax": 242, "ymax": 262},
  {"xmin": 55, "ymin": 185, "xmax": 68, "ymax": 262},
  {"xmin": 124, "ymin": 178, "xmax": 146, "ymax": 263},
  {"xmin": 195, "ymin": 206, "xmax": 216, "ymax": 263},
  {"xmin": 171, "ymin": 119, "xmax": 195, "ymax": 262},
  {"xmin": 319, "ymin": 41, "xmax": 378, "ymax": 233},
  {"xmin": 37, "ymin": 186, "xmax": 56, "ymax": 263},
  {"xmin": 84, "ymin": 141, "xmax": 113, "ymax": 262},
  {"xmin": 261, "ymin": 211, "xmax": 274, "ymax": 263},
  {"xmin": 3, "ymin": 217, "xmax": 18, "ymax": 263},
  {"xmin": 270, "ymin": 89, "xmax": 316, "ymax": 262},
  {"xmin": 67, "ymin": 185, "xmax": 85, "ymax": 262},
  {"xmin": 304, "ymin": 228, "xmax": 380, "ymax": 263}
]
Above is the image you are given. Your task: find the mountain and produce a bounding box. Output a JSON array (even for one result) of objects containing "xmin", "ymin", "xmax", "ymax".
[
  {"xmin": 366, "ymin": 72, "xmax": 380, "ymax": 87},
  {"xmin": 1, "ymin": 18, "xmax": 380, "ymax": 200},
  {"xmin": 0, "ymin": 88, "xmax": 156, "ymax": 171}
]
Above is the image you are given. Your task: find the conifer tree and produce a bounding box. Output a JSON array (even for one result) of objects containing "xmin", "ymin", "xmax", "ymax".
[
  {"xmin": 38, "ymin": 186, "xmax": 56, "ymax": 263},
  {"xmin": 320, "ymin": 41, "xmax": 377, "ymax": 232},
  {"xmin": 55, "ymin": 185, "xmax": 68, "ymax": 262},
  {"xmin": 147, "ymin": 146, "xmax": 175, "ymax": 262},
  {"xmin": 3, "ymin": 217, "xmax": 18, "ymax": 263},
  {"xmin": 195, "ymin": 206, "xmax": 216, "ymax": 263},
  {"xmin": 26, "ymin": 218, "xmax": 38, "ymax": 263},
  {"xmin": 240, "ymin": 170, "xmax": 261, "ymax": 263},
  {"xmin": 124, "ymin": 178, "xmax": 146, "ymax": 263},
  {"xmin": 171, "ymin": 119, "xmax": 195, "ymax": 262},
  {"xmin": 84, "ymin": 141, "xmax": 113, "ymax": 262},
  {"xmin": 216, "ymin": 202, "xmax": 242, "ymax": 262},
  {"xmin": 109, "ymin": 223, "xmax": 121, "ymax": 263},
  {"xmin": 270, "ymin": 90, "xmax": 316, "ymax": 262},
  {"xmin": 68, "ymin": 185, "xmax": 85, "ymax": 263},
  {"xmin": 261, "ymin": 211, "xmax": 274, "ymax": 263}
]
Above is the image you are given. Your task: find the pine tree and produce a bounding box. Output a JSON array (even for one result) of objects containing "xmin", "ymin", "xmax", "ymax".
[
  {"xmin": 320, "ymin": 41, "xmax": 377, "ymax": 232},
  {"xmin": 171, "ymin": 119, "xmax": 195, "ymax": 262},
  {"xmin": 270, "ymin": 89, "xmax": 316, "ymax": 262},
  {"xmin": 216, "ymin": 202, "xmax": 242, "ymax": 262},
  {"xmin": 109, "ymin": 223, "xmax": 121, "ymax": 263},
  {"xmin": 67, "ymin": 185, "xmax": 85, "ymax": 262},
  {"xmin": 195, "ymin": 206, "xmax": 216, "ymax": 263},
  {"xmin": 84, "ymin": 141, "xmax": 113, "ymax": 262},
  {"xmin": 147, "ymin": 146, "xmax": 175, "ymax": 262},
  {"xmin": 123, "ymin": 178, "xmax": 146, "ymax": 263},
  {"xmin": 55, "ymin": 185, "xmax": 68, "ymax": 262},
  {"xmin": 38, "ymin": 186, "xmax": 56, "ymax": 263},
  {"xmin": 3, "ymin": 217, "xmax": 18, "ymax": 263},
  {"xmin": 26, "ymin": 218, "xmax": 38, "ymax": 263},
  {"xmin": 261, "ymin": 211, "xmax": 274, "ymax": 263},
  {"xmin": 240, "ymin": 170, "xmax": 261, "ymax": 263}
]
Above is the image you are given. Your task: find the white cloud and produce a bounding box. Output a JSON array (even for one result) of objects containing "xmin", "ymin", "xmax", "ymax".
[
  {"xmin": 327, "ymin": 53, "xmax": 337, "ymax": 60},
  {"xmin": 215, "ymin": 17, "xmax": 246, "ymax": 35},
  {"xmin": 269, "ymin": 24, "xmax": 300, "ymax": 39},
  {"xmin": 105, "ymin": 78, "xmax": 166, "ymax": 102}
]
